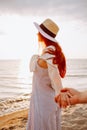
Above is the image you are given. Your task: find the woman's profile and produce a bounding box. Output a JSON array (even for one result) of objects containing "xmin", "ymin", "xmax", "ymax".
[{"xmin": 26, "ymin": 18, "xmax": 66, "ymax": 130}]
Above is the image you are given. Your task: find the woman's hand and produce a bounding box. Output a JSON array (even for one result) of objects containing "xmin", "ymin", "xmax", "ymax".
[{"xmin": 55, "ymin": 92, "xmax": 71, "ymax": 108}]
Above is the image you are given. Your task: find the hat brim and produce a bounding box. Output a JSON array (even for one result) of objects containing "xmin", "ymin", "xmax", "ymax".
[{"xmin": 34, "ymin": 22, "xmax": 57, "ymax": 43}]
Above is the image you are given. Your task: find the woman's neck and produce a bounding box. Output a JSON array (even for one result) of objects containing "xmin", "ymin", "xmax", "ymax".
[{"xmin": 38, "ymin": 42, "xmax": 46, "ymax": 55}]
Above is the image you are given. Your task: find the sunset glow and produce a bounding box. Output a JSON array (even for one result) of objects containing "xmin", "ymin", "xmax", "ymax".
[{"xmin": 0, "ymin": 0, "xmax": 87, "ymax": 59}]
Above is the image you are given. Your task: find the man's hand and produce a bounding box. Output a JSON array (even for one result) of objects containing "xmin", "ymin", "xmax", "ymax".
[{"xmin": 55, "ymin": 88, "xmax": 81, "ymax": 107}]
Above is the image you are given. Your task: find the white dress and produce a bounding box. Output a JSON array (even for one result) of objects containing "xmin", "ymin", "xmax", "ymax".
[{"xmin": 26, "ymin": 46, "xmax": 63, "ymax": 130}]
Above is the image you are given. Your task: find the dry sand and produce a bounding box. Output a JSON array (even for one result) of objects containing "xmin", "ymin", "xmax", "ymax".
[{"xmin": 0, "ymin": 94, "xmax": 87, "ymax": 130}]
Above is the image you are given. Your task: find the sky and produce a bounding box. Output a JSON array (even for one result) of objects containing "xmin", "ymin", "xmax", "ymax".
[{"xmin": 0, "ymin": 0, "xmax": 87, "ymax": 59}]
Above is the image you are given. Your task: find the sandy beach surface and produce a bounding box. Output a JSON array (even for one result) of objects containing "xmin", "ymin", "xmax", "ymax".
[{"xmin": 0, "ymin": 94, "xmax": 87, "ymax": 130}]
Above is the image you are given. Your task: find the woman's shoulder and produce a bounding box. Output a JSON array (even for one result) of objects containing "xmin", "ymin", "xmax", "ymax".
[
  {"xmin": 31, "ymin": 54, "xmax": 39, "ymax": 60},
  {"xmin": 30, "ymin": 54, "xmax": 39, "ymax": 72},
  {"xmin": 30, "ymin": 54, "xmax": 39, "ymax": 67}
]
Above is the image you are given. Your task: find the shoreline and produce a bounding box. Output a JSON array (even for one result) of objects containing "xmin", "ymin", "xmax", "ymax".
[
  {"xmin": 0, "ymin": 94, "xmax": 30, "ymax": 130},
  {"xmin": 0, "ymin": 95, "xmax": 87, "ymax": 130}
]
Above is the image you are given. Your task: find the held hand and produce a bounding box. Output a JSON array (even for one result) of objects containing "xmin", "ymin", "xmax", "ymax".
[
  {"xmin": 55, "ymin": 88, "xmax": 81, "ymax": 106},
  {"xmin": 55, "ymin": 92, "xmax": 71, "ymax": 108},
  {"xmin": 61, "ymin": 88, "xmax": 81, "ymax": 105}
]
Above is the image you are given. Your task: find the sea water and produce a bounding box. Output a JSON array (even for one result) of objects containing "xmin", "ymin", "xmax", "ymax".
[{"xmin": 0, "ymin": 59, "xmax": 87, "ymax": 99}]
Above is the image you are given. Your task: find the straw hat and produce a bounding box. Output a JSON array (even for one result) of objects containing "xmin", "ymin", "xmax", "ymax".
[{"xmin": 34, "ymin": 18, "xmax": 59, "ymax": 42}]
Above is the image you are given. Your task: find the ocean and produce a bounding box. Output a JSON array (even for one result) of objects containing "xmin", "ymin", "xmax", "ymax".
[{"xmin": 0, "ymin": 59, "xmax": 87, "ymax": 100}]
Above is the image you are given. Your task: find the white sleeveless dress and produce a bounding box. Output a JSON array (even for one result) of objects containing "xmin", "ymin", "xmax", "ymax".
[{"xmin": 26, "ymin": 46, "xmax": 63, "ymax": 130}]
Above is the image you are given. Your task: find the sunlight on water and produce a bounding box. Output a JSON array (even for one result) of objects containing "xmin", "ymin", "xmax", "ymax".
[
  {"xmin": 0, "ymin": 59, "xmax": 87, "ymax": 99},
  {"xmin": 18, "ymin": 59, "xmax": 30, "ymax": 78},
  {"xmin": 17, "ymin": 59, "xmax": 32, "ymax": 93}
]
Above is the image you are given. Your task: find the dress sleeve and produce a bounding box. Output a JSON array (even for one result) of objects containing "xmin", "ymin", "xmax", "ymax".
[
  {"xmin": 47, "ymin": 64, "xmax": 63, "ymax": 96},
  {"xmin": 40, "ymin": 46, "xmax": 63, "ymax": 96},
  {"xmin": 29, "ymin": 55, "xmax": 39, "ymax": 72}
]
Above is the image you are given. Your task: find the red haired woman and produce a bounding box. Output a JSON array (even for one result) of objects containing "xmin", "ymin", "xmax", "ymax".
[{"xmin": 27, "ymin": 18, "xmax": 67, "ymax": 130}]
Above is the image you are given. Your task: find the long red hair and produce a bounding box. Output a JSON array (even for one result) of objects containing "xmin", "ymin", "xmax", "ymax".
[{"xmin": 37, "ymin": 33, "xmax": 66, "ymax": 78}]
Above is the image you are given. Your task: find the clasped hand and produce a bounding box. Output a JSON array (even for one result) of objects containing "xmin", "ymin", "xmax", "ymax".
[
  {"xmin": 55, "ymin": 88, "xmax": 81, "ymax": 108},
  {"xmin": 55, "ymin": 89, "xmax": 72, "ymax": 108}
]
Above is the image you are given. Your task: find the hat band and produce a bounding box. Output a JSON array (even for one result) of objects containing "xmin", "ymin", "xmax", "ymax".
[{"xmin": 40, "ymin": 24, "xmax": 56, "ymax": 38}]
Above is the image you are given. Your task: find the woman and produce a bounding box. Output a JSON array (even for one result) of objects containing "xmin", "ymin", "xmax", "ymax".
[{"xmin": 27, "ymin": 18, "xmax": 67, "ymax": 130}]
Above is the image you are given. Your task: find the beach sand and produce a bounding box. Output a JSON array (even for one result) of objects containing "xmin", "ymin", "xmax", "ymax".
[{"xmin": 0, "ymin": 95, "xmax": 87, "ymax": 130}]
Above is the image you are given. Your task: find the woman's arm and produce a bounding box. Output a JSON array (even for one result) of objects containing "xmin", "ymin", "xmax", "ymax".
[
  {"xmin": 47, "ymin": 64, "xmax": 63, "ymax": 95},
  {"xmin": 39, "ymin": 46, "xmax": 63, "ymax": 95}
]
